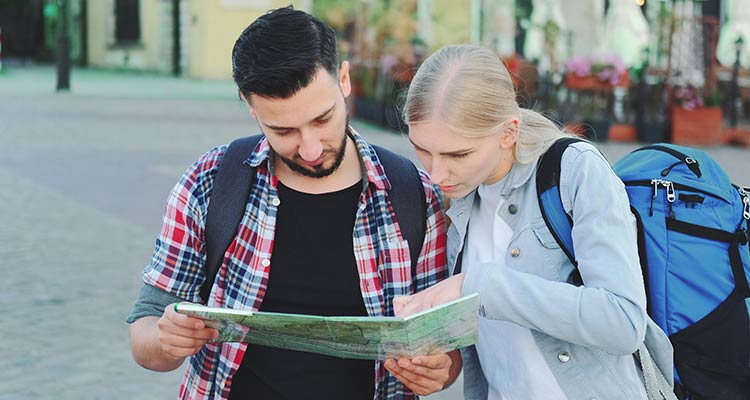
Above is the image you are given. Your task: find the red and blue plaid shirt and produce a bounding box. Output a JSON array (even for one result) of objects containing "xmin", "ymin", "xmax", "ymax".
[{"xmin": 143, "ymin": 131, "xmax": 447, "ymax": 399}]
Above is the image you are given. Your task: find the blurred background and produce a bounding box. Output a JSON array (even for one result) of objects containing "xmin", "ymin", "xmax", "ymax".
[
  {"xmin": 0, "ymin": 1, "xmax": 748, "ymax": 399},
  {"xmin": 2, "ymin": 0, "xmax": 750, "ymax": 143}
]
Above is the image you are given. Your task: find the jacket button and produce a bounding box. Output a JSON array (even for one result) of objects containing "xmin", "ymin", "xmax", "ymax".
[
  {"xmin": 558, "ymin": 352, "xmax": 571, "ymax": 363},
  {"xmin": 510, "ymin": 248, "xmax": 520, "ymax": 257},
  {"xmin": 261, "ymin": 259, "xmax": 271, "ymax": 267},
  {"xmin": 508, "ymin": 204, "xmax": 518, "ymax": 214},
  {"xmin": 271, "ymin": 197, "xmax": 281, "ymax": 206}
]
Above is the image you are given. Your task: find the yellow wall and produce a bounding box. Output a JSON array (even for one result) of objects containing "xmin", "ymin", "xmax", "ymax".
[
  {"xmin": 429, "ymin": 0, "xmax": 472, "ymax": 49},
  {"xmin": 187, "ymin": 0, "xmax": 308, "ymax": 79},
  {"xmin": 86, "ymin": 0, "xmax": 309, "ymax": 78},
  {"xmin": 87, "ymin": 0, "xmax": 166, "ymax": 72}
]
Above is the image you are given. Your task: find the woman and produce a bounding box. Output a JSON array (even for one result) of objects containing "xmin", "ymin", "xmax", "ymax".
[{"xmin": 388, "ymin": 45, "xmax": 673, "ymax": 399}]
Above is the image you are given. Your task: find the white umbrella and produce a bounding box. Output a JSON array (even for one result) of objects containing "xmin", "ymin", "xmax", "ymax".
[
  {"xmin": 717, "ymin": 0, "xmax": 750, "ymax": 69},
  {"xmin": 669, "ymin": 0, "xmax": 705, "ymax": 87},
  {"xmin": 559, "ymin": 0, "xmax": 605, "ymax": 58},
  {"xmin": 524, "ymin": 0, "xmax": 567, "ymax": 71},
  {"xmin": 597, "ymin": 0, "xmax": 649, "ymax": 67}
]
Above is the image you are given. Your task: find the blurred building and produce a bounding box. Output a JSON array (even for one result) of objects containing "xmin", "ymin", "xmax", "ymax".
[{"xmin": 85, "ymin": 0, "xmax": 311, "ymax": 79}]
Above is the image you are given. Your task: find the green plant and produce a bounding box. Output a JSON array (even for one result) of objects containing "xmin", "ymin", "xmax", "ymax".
[{"xmin": 704, "ymin": 87, "xmax": 723, "ymax": 107}]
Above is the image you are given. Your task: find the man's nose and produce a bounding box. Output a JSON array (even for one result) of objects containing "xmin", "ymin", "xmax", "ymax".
[{"xmin": 298, "ymin": 130, "xmax": 324, "ymax": 161}]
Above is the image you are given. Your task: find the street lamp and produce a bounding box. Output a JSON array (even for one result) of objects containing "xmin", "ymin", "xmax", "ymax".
[
  {"xmin": 56, "ymin": 0, "xmax": 70, "ymax": 91},
  {"xmin": 729, "ymin": 36, "xmax": 744, "ymax": 128}
]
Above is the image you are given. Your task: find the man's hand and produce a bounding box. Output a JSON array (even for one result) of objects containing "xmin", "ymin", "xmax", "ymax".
[
  {"xmin": 156, "ymin": 303, "xmax": 219, "ymax": 359},
  {"xmin": 393, "ymin": 273, "xmax": 465, "ymax": 317},
  {"xmin": 384, "ymin": 350, "xmax": 462, "ymax": 396}
]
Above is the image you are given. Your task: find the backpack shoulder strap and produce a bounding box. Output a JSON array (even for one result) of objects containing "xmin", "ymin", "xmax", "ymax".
[
  {"xmin": 536, "ymin": 137, "xmax": 583, "ymax": 269},
  {"xmin": 372, "ymin": 145, "xmax": 427, "ymax": 291},
  {"xmin": 201, "ymin": 135, "xmax": 263, "ymax": 304}
]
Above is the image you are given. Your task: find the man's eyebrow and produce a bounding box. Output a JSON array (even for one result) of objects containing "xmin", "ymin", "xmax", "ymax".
[
  {"xmin": 264, "ymin": 104, "xmax": 336, "ymax": 131},
  {"xmin": 409, "ymin": 138, "xmax": 473, "ymax": 156}
]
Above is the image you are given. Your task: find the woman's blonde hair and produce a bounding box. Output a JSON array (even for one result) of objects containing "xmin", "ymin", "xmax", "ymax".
[{"xmin": 403, "ymin": 44, "xmax": 575, "ymax": 164}]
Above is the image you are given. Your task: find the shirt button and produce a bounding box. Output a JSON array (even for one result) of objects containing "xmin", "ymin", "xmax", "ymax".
[
  {"xmin": 271, "ymin": 197, "xmax": 281, "ymax": 206},
  {"xmin": 508, "ymin": 204, "xmax": 518, "ymax": 214},
  {"xmin": 261, "ymin": 259, "xmax": 271, "ymax": 267},
  {"xmin": 510, "ymin": 248, "xmax": 520, "ymax": 257},
  {"xmin": 558, "ymin": 352, "xmax": 571, "ymax": 363}
]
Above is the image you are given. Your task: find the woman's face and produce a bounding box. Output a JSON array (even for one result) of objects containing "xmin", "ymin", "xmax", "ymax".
[{"xmin": 409, "ymin": 119, "xmax": 516, "ymax": 198}]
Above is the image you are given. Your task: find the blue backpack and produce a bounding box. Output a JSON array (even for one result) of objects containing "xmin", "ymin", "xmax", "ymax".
[{"xmin": 538, "ymin": 139, "xmax": 750, "ymax": 399}]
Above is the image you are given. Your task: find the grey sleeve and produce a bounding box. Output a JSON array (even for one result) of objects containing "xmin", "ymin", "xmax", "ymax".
[{"xmin": 125, "ymin": 284, "xmax": 188, "ymax": 324}]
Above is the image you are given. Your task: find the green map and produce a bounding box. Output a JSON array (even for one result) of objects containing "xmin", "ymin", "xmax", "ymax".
[{"xmin": 175, "ymin": 294, "xmax": 479, "ymax": 360}]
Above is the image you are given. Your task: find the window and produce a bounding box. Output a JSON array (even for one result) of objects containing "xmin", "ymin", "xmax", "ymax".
[{"xmin": 115, "ymin": 0, "xmax": 140, "ymax": 44}]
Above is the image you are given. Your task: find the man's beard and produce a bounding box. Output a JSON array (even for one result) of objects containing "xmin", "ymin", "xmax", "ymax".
[{"xmin": 277, "ymin": 122, "xmax": 350, "ymax": 179}]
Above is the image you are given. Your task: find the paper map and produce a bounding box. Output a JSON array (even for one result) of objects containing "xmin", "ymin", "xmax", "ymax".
[{"xmin": 175, "ymin": 293, "xmax": 479, "ymax": 360}]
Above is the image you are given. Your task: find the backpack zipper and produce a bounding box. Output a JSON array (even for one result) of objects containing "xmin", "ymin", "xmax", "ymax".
[
  {"xmin": 739, "ymin": 186, "xmax": 750, "ymax": 221},
  {"xmin": 626, "ymin": 179, "xmax": 718, "ymax": 199},
  {"xmin": 633, "ymin": 145, "xmax": 702, "ymax": 178},
  {"xmin": 648, "ymin": 179, "xmax": 676, "ymax": 217}
]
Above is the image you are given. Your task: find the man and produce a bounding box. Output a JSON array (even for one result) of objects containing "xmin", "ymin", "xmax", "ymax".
[{"xmin": 127, "ymin": 6, "xmax": 460, "ymax": 400}]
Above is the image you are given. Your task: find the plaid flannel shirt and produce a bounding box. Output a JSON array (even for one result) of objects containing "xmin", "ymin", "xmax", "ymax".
[{"xmin": 142, "ymin": 131, "xmax": 447, "ymax": 399}]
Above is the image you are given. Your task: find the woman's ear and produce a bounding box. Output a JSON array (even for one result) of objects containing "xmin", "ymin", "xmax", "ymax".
[{"xmin": 500, "ymin": 117, "xmax": 520, "ymax": 149}]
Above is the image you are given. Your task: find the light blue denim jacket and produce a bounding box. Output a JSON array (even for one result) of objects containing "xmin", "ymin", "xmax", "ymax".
[{"xmin": 449, "ymin": 142, "xmax": 673, "ymax": 400}]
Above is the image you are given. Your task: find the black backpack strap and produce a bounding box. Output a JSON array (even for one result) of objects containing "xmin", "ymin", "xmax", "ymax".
[
  {"xmin": 536, "ymin": 137, "xmax": 583, "ymax": 283},
  {"xmin": 201, "ymin": 135, "xmax": 263, "ymax": 304},
  {"xmin": 373, "ymin": 145, "xmax": 427, "ymax": 292}
]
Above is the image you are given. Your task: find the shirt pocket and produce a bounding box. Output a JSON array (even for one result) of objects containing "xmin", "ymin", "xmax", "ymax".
[{"xmin": 505, "ymin": 219, "xmax": 569, "ymax": 282}]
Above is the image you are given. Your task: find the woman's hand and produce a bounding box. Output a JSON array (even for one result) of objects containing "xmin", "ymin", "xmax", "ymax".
[{"xmin": 393, "ymin": 273, "xmax": 465, "ymax": 317}]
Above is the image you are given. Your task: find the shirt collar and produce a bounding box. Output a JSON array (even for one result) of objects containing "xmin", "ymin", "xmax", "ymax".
[
  {"xmin": 448, "ymin": 158, "xmax": 536, "ymax": 218},
  {"xmin": 241, "ymin": 126, "xmax": 390, "ymax": 191},
  {"xmin": 491, "ymin": 159, "xmax": 536, "ymax": 196}
]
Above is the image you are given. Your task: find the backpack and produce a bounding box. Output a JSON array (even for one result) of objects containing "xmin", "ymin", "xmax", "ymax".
[
  {"xmin": 200, "ymin": 135, "xmax": 427, "ymax": 305},
  {"xmin": 538, "ymin": 138, "xmax": 750, "ymax": 399}
]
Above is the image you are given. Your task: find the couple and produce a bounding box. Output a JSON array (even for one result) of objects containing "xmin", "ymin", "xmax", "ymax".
[{"xmin": 127, "ymin": 7, "xmax": 672, "ymax": 400}]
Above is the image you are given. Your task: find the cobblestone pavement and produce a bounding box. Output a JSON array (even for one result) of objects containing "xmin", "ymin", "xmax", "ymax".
[{"xmin": 1, "ymin": 66, "xmax": 747, "ymax": 400}]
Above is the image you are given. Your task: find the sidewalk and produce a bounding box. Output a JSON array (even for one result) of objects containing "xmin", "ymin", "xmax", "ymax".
[
  {"xmin": 0, "ymin": 65, "xmax": 747, "ymax": 399},
  {"xmin": 0, "ymin": 65, "xmax": 461, "ymax": 399}
]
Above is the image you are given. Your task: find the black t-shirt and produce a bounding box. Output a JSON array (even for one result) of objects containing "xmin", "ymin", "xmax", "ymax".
[{"xmin": 228, "ymin": 180, "xmax": 375, "ymax": 400}]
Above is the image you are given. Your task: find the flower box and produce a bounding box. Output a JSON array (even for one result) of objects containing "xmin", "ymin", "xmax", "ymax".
[
  {"xmin": 671, "ymin": 107, "xmax": 724, "ymax": 146},
  {"xmin": 564, "ymin": 72, "xmax": 630, "ymax": 91}
]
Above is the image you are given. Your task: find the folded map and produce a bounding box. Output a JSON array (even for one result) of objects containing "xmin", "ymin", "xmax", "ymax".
[{"xmin": 175, "ymin": 293, "xmax": 479, "ymax": 360}]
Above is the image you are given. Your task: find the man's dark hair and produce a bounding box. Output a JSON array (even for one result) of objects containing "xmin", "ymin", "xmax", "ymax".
[{"xmin": 231, "ymin": 6, "xmax": 339, "ymax": 100}]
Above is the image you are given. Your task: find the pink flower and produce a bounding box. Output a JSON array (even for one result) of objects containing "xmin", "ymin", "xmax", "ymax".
[
  {"xmin": 565, "ymin": 56, "xmax": 592, "ymax": 77},
  {"xmin": 565, "ymin": 53, "xmax": 626, "ymax": 85}
]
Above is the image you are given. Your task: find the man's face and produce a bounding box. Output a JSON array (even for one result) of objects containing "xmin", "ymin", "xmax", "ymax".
[{"xmin": 246, "ymin": 63, "xmax": 352, "ymax": 179}]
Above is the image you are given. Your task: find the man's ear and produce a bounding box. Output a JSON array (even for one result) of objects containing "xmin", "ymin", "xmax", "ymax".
[
  {"xmin": 339, "ymin": 61, "xmax": 352, "ymax": 98},
  {"xmin": 500, "ymin": 117, "xmax": 520, "ymax": 149}
]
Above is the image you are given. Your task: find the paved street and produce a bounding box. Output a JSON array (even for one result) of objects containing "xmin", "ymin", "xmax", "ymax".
[{"xmin": 0, "ymin": 66, "xmax": 747, "ymax": 399}]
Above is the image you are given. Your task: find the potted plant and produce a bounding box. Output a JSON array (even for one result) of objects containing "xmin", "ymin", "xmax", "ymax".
[
  {"xmin": 670, "ymin": 85, "xmax": 724, "ymax": 146},
  {"xmin": 564, "ymin": 54, "xmax": 629, "ymax": 91},
  {"xmin": 563, "ymin": 54, "xmax": 632, "ymax": 142}
]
